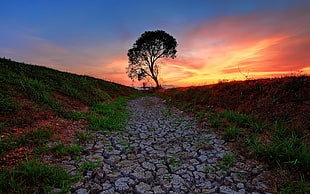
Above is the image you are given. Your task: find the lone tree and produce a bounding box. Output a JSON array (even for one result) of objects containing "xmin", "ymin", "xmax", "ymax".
[{"xmin": 127, "ymin": 30, "xmax": 177, "ymax": 89}]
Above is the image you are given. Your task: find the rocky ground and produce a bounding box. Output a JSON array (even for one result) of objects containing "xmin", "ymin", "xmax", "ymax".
[{"xmin": 61, "ymin": 97, "xmax": 273, "ymax": 194}]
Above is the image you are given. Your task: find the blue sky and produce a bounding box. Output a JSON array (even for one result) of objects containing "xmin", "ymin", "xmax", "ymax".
[{"xmin": 1, "ymin": 0, "xmax": 309, "ymax": 86}]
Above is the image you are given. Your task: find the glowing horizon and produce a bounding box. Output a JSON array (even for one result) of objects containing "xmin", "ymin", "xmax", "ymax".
[{"xmin": 1, "ymin": 1, "xmax": 309, "ymax": 87}]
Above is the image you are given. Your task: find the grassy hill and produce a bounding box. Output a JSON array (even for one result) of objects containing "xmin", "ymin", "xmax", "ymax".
[
  {"xmin": 0, "ymin": 57, "xmax": 136, "ymax": 125},
  {"xmin": 160, "ymin": 75, "xmax": 310, "ymax": 193},
  {"xmin": 0, "ymin": 57, "xmax": 138, "ymax": 193}
]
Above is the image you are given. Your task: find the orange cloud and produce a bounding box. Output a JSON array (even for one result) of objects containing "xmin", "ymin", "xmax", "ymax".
[
  {"xmin": 102, "ymin": 6, "xmax": 310, "ymax": 87},
  {"xmin": 159, "ymin": 5, "xmax": 310, "ymax": 86}
]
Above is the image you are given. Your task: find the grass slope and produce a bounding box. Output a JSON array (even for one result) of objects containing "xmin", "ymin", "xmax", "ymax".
[
  {"xmin": 0, "ymin": 57, "xmax": 138, "ymax": 193},
  {"xmin": 160, "ymin": 76, "xmax": 310, "ymax": 193},
  {"xmin": 0, "ymin": 57, "xmax": 136, "ymax": 125}
]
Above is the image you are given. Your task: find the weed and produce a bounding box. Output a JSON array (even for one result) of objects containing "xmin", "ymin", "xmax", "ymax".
[
  {"xmin": 169, "ymin": 157, "xmax": 176, "ymax": 163},
  {"xmin": 107, "ymin": 146, "xmax": 114, "ymax": 151},
  {"xmin": 21, "ymin": 128, "xmax": 54, "ymax": 146},
  {"xmin": 75, "ymin": 131, "xmax": 93, "ymax": 144},
  {"xmin": 117, "ymin": 141, "xmax": 129, "ymax": 146},
  {"xmin": 204, "ymin": 167, "xmax": 215, "ymax": 173},
  {"xmin": 0, "ymin": 128, "xmax": 53, "ymax": 157},
  {"xmin": 219, "ymin": 110, "xmax": 252, "ymax": 128},
  {"xmin": 0, "ymin": 159, "xmax": 74, "ymax": 193},
  {"xmin": 77, "ymin": 161, "xmax": 102, "ymax": 173},
  {"xmin": 48, "ymin": 142, "xmax": 83, "ymax": 157},
  {"xmin": 279, "ymin": 174, "xmax": 310, "ymax": 194},
  {"xmin": 220, "ymin": 171, "xmax": 226, "ymax": 175},
  {"xmin": 122, "ymin": 145, "xmax": 134, "ymax": 151},
  {"xmin": 89, "ymin": 97, "xmax": 128, "ymax": 132},
  {"xmin": 246, "ymin": 118, "xmax": 267, "ymax": 133},
  {"xmin": 176, "ymin": 118, "xmax": 185, "ymax": 122},
  {"xmin": 238, "ymin": 173, "xmax": 246, "ymax": 179},
  {"xmin": 165, "ymin": 110, "xmax": 173, "ymax": 116},
  {"xmin": 222, "ymin": 125, "xmax": 243, "ymax": 141},
  {"xmin": 168, "ymin": 157, "xmax": 181, "ymax": 168},
  {"xmin": 217, "ymin": 154, "xmax": 235, "ymax": 169},
  {"xmin": 249, "ymin": 129, "xmax": 309, "ymax": 174},
  {"xmin": 67, "ymin": 111, "xmax": 85, "ymax": 121},
  {"xmin": 0, "ymin": 94, "xmax": 20, "ymax": 114},
  {"xmin": 0, "ymin": 122, "xmax": 5, "ymax": 133}
]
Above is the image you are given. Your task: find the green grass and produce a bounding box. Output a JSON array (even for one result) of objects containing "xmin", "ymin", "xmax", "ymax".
[
  {"xmin": 217, "ymin": 154, "xmax": 235, "ymax": 169},
  {"xmin": 77, "ymin": 161, "xmax": 102, "ymax": 173},
  {"xmin": 0, "ymin": 57, "xmax": 136, "ymax": 120},
  {"xmin": 0, "ymin": 128, "xmax": 54, "ymax": 158},
  {"xmin": 222, "ymin": 125, "xmax": 244, "ymax": 141},
  {"xmin": 219, "ymin": 110, "xmax": 252, "ymax": 128},
  {"xmin": 0, "ymin": 159, "xmax": 75, "ymax": 193},
  {"xmin": 0, "ymin": 58, "xmax": 141, "ymax": 193},
  {"xmin": 249, "ymin": 124, "xmax": 309, "ymax": 174},
  {"xmin": 75, "ymin": 131, "xmax": 93, "ymax": 144},
  {"xmin": 89, "ymin": 97, "xmax": 129, "ymax": 133},
  {"xmin": 279, "ymin": 175, "xmax": 310, "ymax": 194},
  {"xmin": 0, "ymin": 94, "xmax": 20, "ymax": 114},
  {"xmin": 48, "ymin": 143, "xmax": 83, "ymax": 157},
  {"xmin": 20, "ymin": 128, "xmax": 54, "ymax": 146},
  {"xmin": 159, "ymin": 76, "xmax": 310, "ymax": 192},
  {"xmin": 67, "ymin": 111, "xmax": 86, "ymax": 121},
  {"xmin": 36, "ymin": 142, "xmax": 83, "ymax": 157}
]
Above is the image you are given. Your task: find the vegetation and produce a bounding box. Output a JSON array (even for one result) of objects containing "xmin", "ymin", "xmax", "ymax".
[
  {"xmin": 159, "ymin": 75, "xmax": 310, "ymax": 193},
  {"xmin": 89, "ymin": 96, "xmax": 129, "ymax": 133},
  {"xmin": 1, "ymin": 57, "xmax": 309, "ymax": 193},
  {"xmin": 0, "ymin": 58, "xmax": 138, "ymax": 193},
  {"xmin": 77, "ymin": 160, "xmax": 102, "ymax": 173},
  {"xmin": 217, "ymin": 154, "xmax": 236, "ymax": 169},
  {"xmin": 127, "ymin": 30, "xmax": 178, "ymax": 88},
  {"xmin": 0, "ymin": 158, "xmax": 75, "ymax": 193}
]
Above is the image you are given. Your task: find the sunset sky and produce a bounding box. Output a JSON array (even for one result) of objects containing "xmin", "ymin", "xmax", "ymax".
[{"xmin": 1, "ymin": 0, "xmax": 309, "ymax": 87}]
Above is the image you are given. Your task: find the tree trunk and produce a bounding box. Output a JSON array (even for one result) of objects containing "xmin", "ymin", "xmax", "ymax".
[{"xmin": 153, "ymin": 76, "xmax": 160, "ymax": 89}]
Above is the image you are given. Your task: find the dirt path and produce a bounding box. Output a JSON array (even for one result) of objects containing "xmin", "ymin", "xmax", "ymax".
[{"xmin": 68, "ymin": 97, "xmax": 272, "ymax": 194}]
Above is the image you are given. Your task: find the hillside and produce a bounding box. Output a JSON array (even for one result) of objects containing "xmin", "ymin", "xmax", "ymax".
[
  {"xmin": 160, "ymin": 76, "xmax": 310, "ymax": 192},
  {"xmin": 0, "ymin": 57, "xmax": 136, "ymax": 126},
  {"xmin": 0, "ymin": 58, "xmax": 138, "ymax": 192},
  {"xmin": 162, "ymin": 76, "xmax": 309, "ymax": 130}
]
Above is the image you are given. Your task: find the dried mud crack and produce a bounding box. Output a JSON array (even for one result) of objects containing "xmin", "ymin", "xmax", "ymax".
[{"xmin": 66, "ymin": 97, "xmax": 273, "ymax": 194}]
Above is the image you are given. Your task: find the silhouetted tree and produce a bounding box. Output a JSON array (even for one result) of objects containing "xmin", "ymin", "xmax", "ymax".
[{"xmin": 127, "ymin": 30, "xmax": 177, "ymax": 89}]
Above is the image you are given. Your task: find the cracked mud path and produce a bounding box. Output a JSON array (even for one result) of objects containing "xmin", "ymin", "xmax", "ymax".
[{"xmin": 71, "ymin": 97, "xmax": 272, "ymax": 194}]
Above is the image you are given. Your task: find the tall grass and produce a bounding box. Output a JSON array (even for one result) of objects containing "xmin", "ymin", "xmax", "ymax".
[{"xmin": 0, "ymin": 159, "xmax": 75, "ymax": 193}]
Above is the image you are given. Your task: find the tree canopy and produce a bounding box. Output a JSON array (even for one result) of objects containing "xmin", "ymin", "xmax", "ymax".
[{"xmin": 127, "ymin": 30, "xmax": 177, "ymax": 88}]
